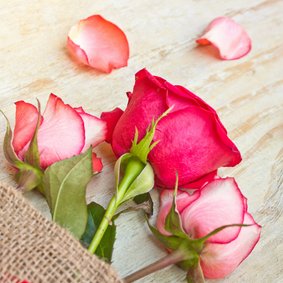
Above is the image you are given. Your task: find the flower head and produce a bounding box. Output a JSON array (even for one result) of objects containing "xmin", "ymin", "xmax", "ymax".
[
  {"xmin": 102, "ymin": 69, "xmax": 241, "ymax": 189},
  {"xmin": 156, "ymin": 177, "xmax": 261, "ymax": 279},
  {"xmin": 12, "ymin": 94, "xmax": 106, "ymax": 171}
]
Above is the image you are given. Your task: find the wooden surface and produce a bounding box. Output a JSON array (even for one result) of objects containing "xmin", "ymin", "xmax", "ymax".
[{"xmin": 0, "ymin": 0, "xmax": 282, "ymax": 282}]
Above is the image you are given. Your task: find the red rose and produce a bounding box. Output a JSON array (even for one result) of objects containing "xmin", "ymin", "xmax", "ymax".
[
  {"xmin": 156, "ymin": 178, "xmax": 261, "ymax": 279},
  {"xmin": 101, "ymin": 69, "xmax": 241, "ymax": 188}
]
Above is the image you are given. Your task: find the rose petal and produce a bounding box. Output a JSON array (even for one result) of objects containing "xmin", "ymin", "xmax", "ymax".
[
  {"xmin": 92, "ymin": 152, "xmax": 103, "ymax": 172},
  {"xmin": 111, "ymin": 70, "xmax": 168, "ymax": 156},
  {"xmin": 181, "ymin": 178, "xmax": 245, "ymax": 243},
  {"xmin": 74, "ymin": 106, "xmax": 85, "ymax": 114},
  {"xmin": 37, "ymin": 94, "xmax": 85, "ymax": 168},
  {"xmin": 76, "ymin": 111, "xmax": 107, "ymax": 151},
  {"xmin": 12, "ymin": 101, "xmax": 43, "ymax": 158},
  {"xmin": 67, "ymin": 15, "xmax": 129, "ymax": 73},
  {"xmin": 180, "ymin": 170, "xmax": 218, "ymax": 190},
  {"xmin": 156, "ymin": 189, "xmax": 200, "ymax": 236},
  {"xmin": 12, "ymin": 101, "xmax": 41, "ymax": 155},
  {"xmin": 196, "ymin": 17, "xmax": 251, "ymax": 60},
  {"xmin": 100, "ymin": 107, "xmax": 124, "ymax": 143},
  {"xmin": 201, "ymin": 212, "xmax": 261, "ymax": 279},
  {"xmin": 150, "ymin": 108, "xmax": 241, "ymax": 188}
]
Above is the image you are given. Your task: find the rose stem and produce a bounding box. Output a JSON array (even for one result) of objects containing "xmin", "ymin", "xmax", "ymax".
[
  {"xmin": 88, "ymin": 158, "xmax": 144, "ymax": 254},
  {"xmin": 123, "ymin": 250, "xmax": 185, "ymax": 283}
]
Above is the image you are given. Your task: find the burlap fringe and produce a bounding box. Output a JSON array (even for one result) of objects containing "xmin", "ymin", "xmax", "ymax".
[{"xmin": 0, "ymin": 183, "xmax": 122, "ymax": 283}]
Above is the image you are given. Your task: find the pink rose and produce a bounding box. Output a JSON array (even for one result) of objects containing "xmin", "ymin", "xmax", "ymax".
[
  {"xmin": 156, "ymin": 177, "xmax": 261, "ymax": 279},
  {"xmin": 101, "ymin": 69, "xmax": 241, "ymax": 189},
  {"xmin": 12, "ymin": 94, "xmax": 106, "ymax": 171}
]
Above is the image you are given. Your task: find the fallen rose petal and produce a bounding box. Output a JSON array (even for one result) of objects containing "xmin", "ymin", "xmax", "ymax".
[
  {"xmin": 181, "ymin": 178, "xmax": 245, "ymax": 243},
  {"xmin": 12, "ymin": 101, "xmax": 42, "ymax": 154},
  {"xmin": 75, "ymin": 109, "xmax": 107, "ymax": 151},
  {"xmin": 92, "ymin": 152, "xmax": 103, "ymax": 172},
  {"xmin": 196, "ymin": 17, "xmax": 251, "ymax": 60},
  {"xmin": 67, "ymin": 15, "xmax": 129, "ymax": 73},
  {"xmin": 100, "ymin": 107, "xmax": 124, "ymax": 143},
  {"xmin": 201, "ymin": 212, "xmax": 261, "ymax": 279},
  {"xmin": 37, "ymin": 94, "xmax": 85, "ymax": 168}
]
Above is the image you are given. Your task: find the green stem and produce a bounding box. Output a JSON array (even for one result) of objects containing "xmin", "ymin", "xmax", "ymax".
[
  {"xmin": 88, "ymin": 157, "xmax": 144, "ymax": 254},
  {"xmin": 123, "ymin": 250, "xmax": 185, "ymax": 283}
]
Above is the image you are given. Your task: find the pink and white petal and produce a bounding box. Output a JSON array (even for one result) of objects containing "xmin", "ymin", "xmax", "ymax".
[
  {"xmin": 12, "ymin": 101, "xmax": 41, "ymax": 155},
  {"xmin": 74, "ymin": 106, "xmax": 85, "ymax": 114},
  {"xmin": 37, "ymin": 94, "xmax": 85, "ymax": 168},
  {"xmin": 200, "ymin": 213, "xmax": 261, "ymax": 279},
  {"xmin": 67, "ymin": 37, "xmax": 89, "ymax": 66},
  {"xmin": 78, "ymin": 112, "xmax": 106, "ymax": 151},
  {"xmin": 181, "ymin": 178, "xmax": 245, "ymax": 243},
  {"xmin": 100, "ymin": 107, "xmax": 124, "ymax": 143},
  {"xmin": 196, "ymin": 17, "xmax": 251, "ymax": 60},
  {"xmin": 156, "ymin": 189, "xmax": 200, "ymax": 236},
  {"xmin": 67, "ymin": 15, "xmax": 129, "ymax": 73},
  {"xmin": 92, "ymin": 152, "xmax": 103, "ymax": 173}
]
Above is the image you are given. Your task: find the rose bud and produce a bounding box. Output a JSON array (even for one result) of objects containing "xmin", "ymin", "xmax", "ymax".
[
  {"xmin": 101, "ymin": 69, "xmax": 241, "ymax": 189},
  {"xmin": 12, "ymin": 94, "xmax": 106, "ymax": 171},
  {"xmin": 156, "ymin": 177, "xmax": 261, "ymax": 279}
]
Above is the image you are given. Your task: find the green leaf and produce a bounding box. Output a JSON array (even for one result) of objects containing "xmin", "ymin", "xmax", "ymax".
[
  {"xmin": 133, "ymin": 192, "xmax": 153, "ymax": 217},
  {"xmin": 81, "ymin": 202, "xmax": 116, "ymax": 262},
  {"xmin": 24, "ymin": 99, "xmax": 41, "ymax": 168},
  {"xmin": 122, "ymin": 162, "xmax": 154, "ymax": 202},
  {"xmin": 130, "ymin": 107, "xmax": 172, "ymax": 163},
  {"xmin": 43, "ymin": 148, "xmax": 93, "ymax": 239},
  {"xmin": 0, "ymin": 110, "xmax": 23, "ymax": 166}
]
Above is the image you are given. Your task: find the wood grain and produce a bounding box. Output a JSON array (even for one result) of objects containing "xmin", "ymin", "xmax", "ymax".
[{"xmin": 0, "ymin": 0, "xmax": 282, "ymax": 282}]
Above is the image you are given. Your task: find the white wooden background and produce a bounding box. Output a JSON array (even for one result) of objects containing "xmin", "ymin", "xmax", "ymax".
[{"xmin": 0, "ymin": 0, "xmax": 282, "ymax": 282}]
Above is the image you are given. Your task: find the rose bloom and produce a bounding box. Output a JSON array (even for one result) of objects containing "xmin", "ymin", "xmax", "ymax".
[
  {"xmin": 101, "ymin": 69, "xmax": 241, "ymax": 189},
  {"xmin": 156, "ymin": 177, "xmax": 261, "ymax": 279},
  {"xmin": 12, "ymin": 94, "xmax": 106, "ymax": 171}
]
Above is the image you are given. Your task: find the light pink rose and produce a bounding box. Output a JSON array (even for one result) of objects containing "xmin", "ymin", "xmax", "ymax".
[
  {"xmin": 101, "ymin": 69, "xmax": 242, "ymax": 189},
  {"xmin": 156, "ymin": 177, "xmax": 261, "ymax": 279},
  {"xmin": 12, "ymin": 94, "xmax": 106, "ymax": 171}
]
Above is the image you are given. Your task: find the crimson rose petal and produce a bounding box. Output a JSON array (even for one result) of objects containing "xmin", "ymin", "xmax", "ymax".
[
  {"xmin": 197, "ymin": 17, "xmax": 251, "ymax": 60},
  {"xmin": 92, "ymin": 152, "xmax": 103, "ymax": 173},
  {"xmin": 67, "ymin": 15, "xmax": 129, "ymax": 73},
  {"xmin": 100, "ymin": 107, "xmax": 123, "ymax": 143}
]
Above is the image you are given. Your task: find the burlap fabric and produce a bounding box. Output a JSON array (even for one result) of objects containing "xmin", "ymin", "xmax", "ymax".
[{"xmin": 0, "ymin": 183, "xmax": 122, "ymax": 283}]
